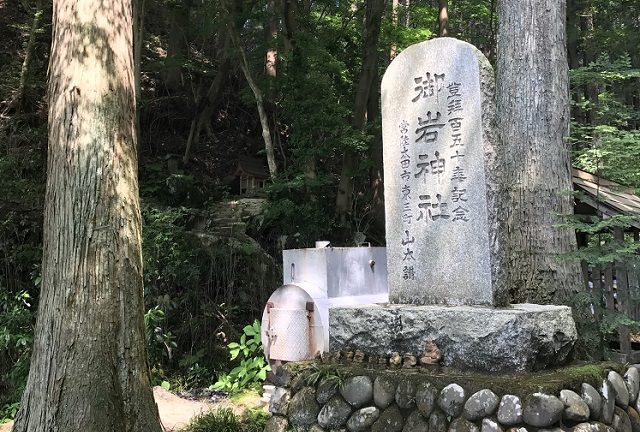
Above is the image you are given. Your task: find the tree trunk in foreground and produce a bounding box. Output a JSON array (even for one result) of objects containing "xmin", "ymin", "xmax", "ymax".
[
  {"xmin": 496, "ymin": 0, "xmax": 582, "ymax": 304},
  {"xmin": 12, "ymin": 0, "xmax": 162, "ymax": 431}
]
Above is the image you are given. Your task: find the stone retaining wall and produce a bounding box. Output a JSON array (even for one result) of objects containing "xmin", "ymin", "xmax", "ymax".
[{"xmin": 264, "ymin": 362, "xmax": 640, "ymax": 432}]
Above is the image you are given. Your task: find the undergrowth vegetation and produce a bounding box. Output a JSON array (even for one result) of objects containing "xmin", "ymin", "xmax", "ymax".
[{"xmin": 178, "ymin": 408, "xmax": 269, "ymax": 432}]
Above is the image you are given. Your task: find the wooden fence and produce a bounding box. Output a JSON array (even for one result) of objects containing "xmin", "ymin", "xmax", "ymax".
[{"xmin": 580, "ymin": 227, "xmax": 640, "ymax": 362}]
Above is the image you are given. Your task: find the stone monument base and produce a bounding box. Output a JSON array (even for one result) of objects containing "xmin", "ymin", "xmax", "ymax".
[{"xmin": 329, "ymin": 303, "xmax": 577, "ymax": 373}]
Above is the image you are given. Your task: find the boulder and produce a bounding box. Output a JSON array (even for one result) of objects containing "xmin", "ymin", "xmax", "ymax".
[
  {"xmin": 497, "ymin": 395, "xmax": 523, "ymax": 426},
  {"xmin": 404, "ymin": 411, "xmax": 429, "ymax": 432},
  {"xmin": 372, "ymin": 405, "xmax": 404, "ymax": 432},
  {"xmin": 610, "ymin": 371, "xmax": 630, "ymax": 408},
  {"xmin": 396, "ymin": 378, "xmax": 418, "ymax": 409},
  {"xmin": 416, "ymin": 381, "xmax": 438, "ymax": 417},
  {"xmin": 317, "ymin": 395, "xmax": 352, "ymax": 429},
  {"xmin": 269, "ymin": 387, "xmax": 291, "ymax": 416},
  {"xmin": 613, "ymin": 406, "xmax": 632, "ymax": 432},
  {"xmin": 329, "ymin": 304, "xmax": 577, "ymax": 373},
  {"xmin": 341, "ymin": 376, "xmax": 373, "ymax": 408},
  {"xmin": 429, "ymin": 409, "xmax": 449, "ymax": 432},
  {"xmin": 481, "ymin": 418, "xmax": 503, "ymax": 432},
  {"xmin": 463, "ymin": 389, "xmax": 499, "ymax": 420},
  {"xmin": 449, "ymin": 418, "xmax": 480, "ymax": 432},
  {"xmin": 438, "ymin": 383, "xmax": 466, "ymax": 417},
  {"xmin": 627, "ymin": 407, "xmax": 640, "ymax": 432},
  {"xmin": 316, "ymin": 378, "xmax": 339, "ymax": 405},
  {"xmin": 603, "ymin": 379, "xmax": 617, "ymax": 424},
  {"xmin": 583, "ymin": 383, "xmax": 603, "ymax": 421},
  {"xmin": 264, "ymin": 415, "xmax": 288, "ymax": 432},
  {"xmin": 374, "ymin": 376, "xmax": 397, "ymax": 409},
  {"xmin": 289, "ymin": 387, "xmax": 321, "ymax": 427},
  {"xmin": 560, "ymin": 389, "xmax": 590, "ymax": 422},
  {"xmin": 626, "ymin": 368, "xmax": 640, "ymax": 405},
  {"xmin": 347, "ymin": 407, "xmax": 380, "ymax": 432},
  {"xmin": 522, "ymin": 393, "xmax": 564, "ymax": 428}
]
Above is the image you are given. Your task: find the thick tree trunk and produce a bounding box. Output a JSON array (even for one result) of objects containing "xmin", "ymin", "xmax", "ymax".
[
  {"xmin": 496, "ymin": 0, "xmax": 582, "ymax": 304},
  {"xmin": 335, "ymin": 0, "xmax": 384, "ymax": 225},
  {"xmin": 11, "ymin": 0, "xmax": 162, "ymax": 431}
]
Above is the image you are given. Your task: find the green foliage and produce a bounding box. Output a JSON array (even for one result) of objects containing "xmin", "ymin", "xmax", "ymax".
[
  {"xmin": 305, "ymin": 364, "xmax": 345, "ymax": 389},
  {"xmin": 573, "ymin": 127, "xmax": 640, "ymax": 189},
  {"xmin": 0, "ymin": 401, "xmax": 20, "ymax": 424},
  {"xmin": 257, "ymin": 176, "xmax": 336, "ymax": 248},
  {"xmin": 171, "ymin": 350, "xmax": 214, "ymax": 390},
  {"xmin": 145, "ymin": 306, "xmax": 178, "ymax": 366},
  {"xmin": 570, "ymin": 54, "xmax": 640, "ymax": 190},
  {"xmin": 212, "ymin": 321, "xmax": 270, "ymax": 393},
  {"xmin": 143, "ymin": 207, "xmax": 201, "ymax": 294},
  {"xmin": 0, "ymin": 288, "xmax": 36, "ymax": 419},
  {"xmin": 140, "ymin": 203, "xmax": 277, "ymax": 384},
  {"xmin": 178, "ymin": 407, "xmax": 269, "ymax": 432}
]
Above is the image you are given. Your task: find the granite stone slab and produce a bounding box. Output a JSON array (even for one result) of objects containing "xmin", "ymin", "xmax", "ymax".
[
  {"xmin": 329, "ymin": 303, "xmax": 576, "ymax": 373},
  {"xmin": 381, "ymin": 37, "xmax": 505, "ymax": 306}
]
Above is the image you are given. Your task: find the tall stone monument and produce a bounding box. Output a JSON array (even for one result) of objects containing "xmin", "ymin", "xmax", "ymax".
[
  {"xmin": 381, "ymin": 37, "xmax": 505, "ymax": 306},
  {"xmin": 329, "ymin": 38, "xmax": 578, "ymax": 373}
]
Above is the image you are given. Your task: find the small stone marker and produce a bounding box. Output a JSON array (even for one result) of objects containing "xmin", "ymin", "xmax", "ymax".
[{"xmin": 381, "ymin": 37, "xmax": 503, "ymax": 306}]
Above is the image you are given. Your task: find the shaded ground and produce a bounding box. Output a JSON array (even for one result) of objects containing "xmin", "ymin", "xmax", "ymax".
[{"xmin": 0, "ymin": 386, "xmax": 265, "ymax": 432}]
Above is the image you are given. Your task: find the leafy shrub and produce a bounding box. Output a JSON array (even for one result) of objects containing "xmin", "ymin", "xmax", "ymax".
[
  {"xmin": 178, "ymin": 407, "xmax": 269, "ymax": 432},
  {"xmin": 144, "ymin": 306, "xmax": 177, "ymax": 366},
  {"xmin": 0, "ymin": 288, "xmax": 37, "ymax": 416},
  {"xmin": 212, "ymin": 321, "xmax": 270, "ymax": 393},
  {"xmin": 0, "ymin": 401, "xmax": 20, "ymax": 424},
  {"xmin": 141, "ymin": 205, "xmax": 276, "ymax": 381}
]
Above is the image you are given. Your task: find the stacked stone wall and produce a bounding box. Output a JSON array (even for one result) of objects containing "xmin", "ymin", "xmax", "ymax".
[{"xmin": 265, "ymin": 363, "xmax": 640, "ymax": 432}]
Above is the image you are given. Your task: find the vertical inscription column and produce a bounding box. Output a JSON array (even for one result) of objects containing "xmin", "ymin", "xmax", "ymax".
[{"xmin": 381, "ymin": 38, "xmax": 495, "ymax": 306}]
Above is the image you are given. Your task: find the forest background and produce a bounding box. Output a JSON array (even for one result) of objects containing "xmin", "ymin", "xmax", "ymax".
[{"xmin": 0, "ymin": 0, "xmax": 639, "ymax": 421}]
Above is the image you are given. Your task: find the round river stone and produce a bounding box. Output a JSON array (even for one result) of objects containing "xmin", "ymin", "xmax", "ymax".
[
  {"xmin": 522, "ymin": 393, "xmax": 564, "ymax": 428},
  {"xmin": 341, "ymin": 375, "xmax": 373, "ymax": 408},
  {"xmin": 373, "ymin": 375, "xmax": 397, "ymax": 409},
  {"xmin": 463, "ymin": 389, "xmax": 499, "ymax": 420},
  {"xmin": 437, "ymin": 383, "xmax": 466, "ymax": 417},
  {"xmin": 347, "ymin": 406, "xmax": 380, "ymax": 432},
  {"xmin": 317, "ymin": 395, "xmax": 352, "ymax": 429},
  {"xmin": 497, "ymin": 394, "xmax": 523, "ymax": 425}
]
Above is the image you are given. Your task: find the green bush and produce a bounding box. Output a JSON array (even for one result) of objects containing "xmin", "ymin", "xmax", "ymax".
[
  {"xmin": 178, "ymin": 408, "xmax": 269, "ymax": 432},
  {"xmin": 141, "ymin": 205, "xmax": 276, "ymax": 382},
  {"xmin": 212, "ymin": 321, "xmax": 270, "ymax": 393}
]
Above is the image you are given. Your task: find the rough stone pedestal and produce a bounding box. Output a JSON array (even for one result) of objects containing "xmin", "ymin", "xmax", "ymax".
[{"xmin": 329, "ymin": 303, "xmax": 576, "ymax": 373}]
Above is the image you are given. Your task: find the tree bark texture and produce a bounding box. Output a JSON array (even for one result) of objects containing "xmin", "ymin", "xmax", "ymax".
[
  {"xmin": 183, "ymin": 33, "xmax": 231, "ymax": 164},
  {"xmin": 580, "ymin": 5, "xmax": 598, "ymax": 125},
  {"xmin": 134, "ymin": 0, "xmax": 145, "ymax": 155},
  {"xmin": 223, "ymin": 0, "xmax": 277, "ymax": 177},
  {"xmin": 165, "ymin": 1, "xmax": 190, "ymax": 91},
  {"xmin": 496, "ymin": 0, "xmax": 583, "ymax": 304},
  {"xmin": 12, "ymin": 0, "xmax": 43, "ymax": 113},
  {"xmin": 12, "ymin": 0, "xmax": 162, "ymax": 431},
  {"xmin": 389, "ymin": 0, "xmax": 399, "ymax": 60},
  {"xmin": 438, "ymin": 0, "xmax": 449, "ymax": 37},
  {"xmin": 335, "ymin": 0, "xmax": 385, "ymax": 224}
]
